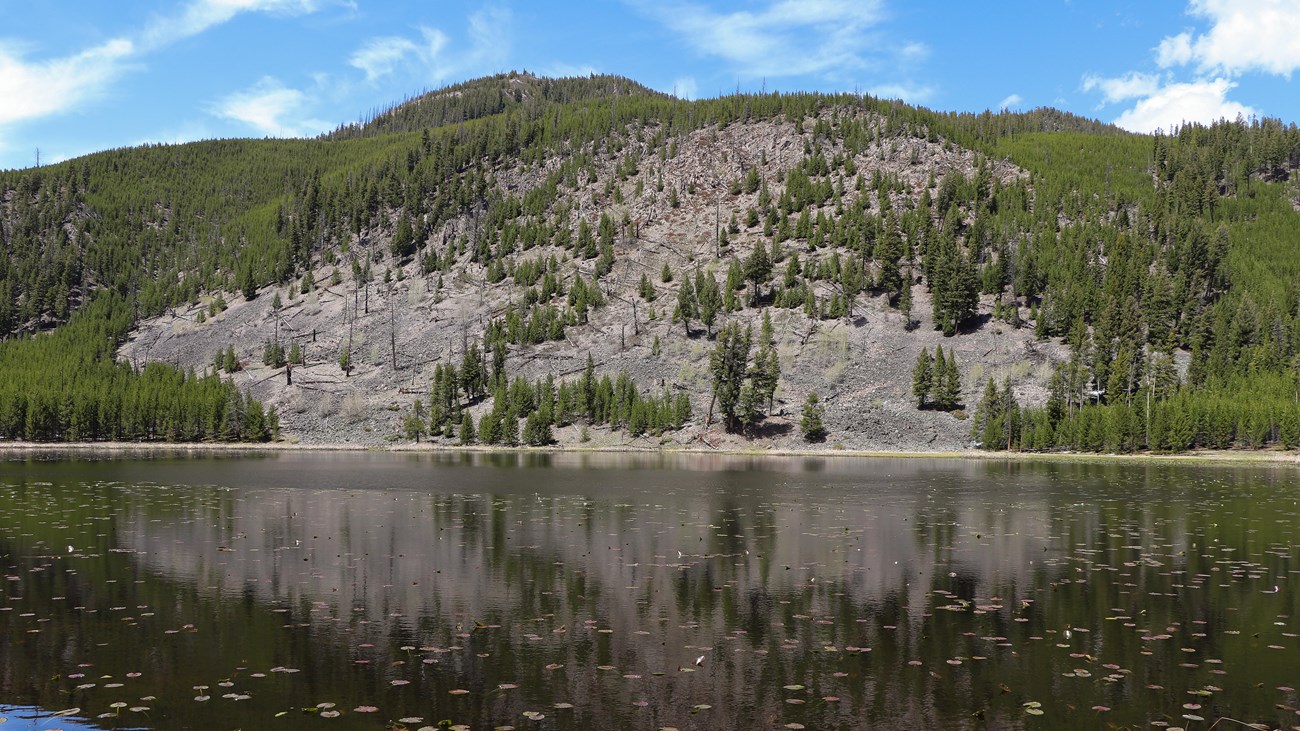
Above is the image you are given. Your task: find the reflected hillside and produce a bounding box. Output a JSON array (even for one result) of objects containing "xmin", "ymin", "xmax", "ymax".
[{"xmin": 1, "ymin": 454, "xmax": 1298, "ymax": 730}]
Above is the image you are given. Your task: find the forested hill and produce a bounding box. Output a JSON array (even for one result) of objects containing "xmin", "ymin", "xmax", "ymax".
[
  {"xmin": 2, "ymin": 72, "xmax": 1300, "ymax": 452},
  {"xmin": 326, "ymin": 72, "xmax": 670, "ymax": 140}
]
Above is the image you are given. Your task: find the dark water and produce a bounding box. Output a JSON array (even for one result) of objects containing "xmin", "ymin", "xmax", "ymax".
[{"xmin": 1, "ymin": 451, "xmax": 1298, "ymax": 731}]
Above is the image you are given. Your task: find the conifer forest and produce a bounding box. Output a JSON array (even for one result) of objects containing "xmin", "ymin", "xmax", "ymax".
[{"xmin": 2, "ymin": 72, "xmax": 1299, "ymax": 452}]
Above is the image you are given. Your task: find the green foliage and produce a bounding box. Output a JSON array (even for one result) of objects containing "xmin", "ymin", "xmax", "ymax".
[
  {"xmin": 912, "ymin": 347, "xmax": 932, "ymax": 408},
  {"xmin": 4, "ymin": 72, "xmax": 1300, "ymax": 451},
  {"xmin": 912, "ymin": 345, "xmax": 960, "ymax": 411},
  {"xmin": 0, "ymin": 295, "xmax": 272, "ymax": 442},
  {"xmin": 709, "ymin": 322, "xmax": 752, "ymax": 432},
  {"xmin": 800, "ymin": 392, "xmax": 827, "ymax": 442}
]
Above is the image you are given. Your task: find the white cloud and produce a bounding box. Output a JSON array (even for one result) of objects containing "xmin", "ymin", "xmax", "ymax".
[
  {"xmin": 868, "ymin": 82, "xmax": 934, "ymax": 104},
  {"xmin": 0, "ymin": 39, "xmax": 136, "ymax": 126},
  {"xmin": 349, "ymin": 35, "xmax": 424, "ymax": 81},
  {"xmin": 1156, "ymin": 32, "xmax": 1194, "ymax": 68},
  {"xmin": 0, "ymin": 0, "xmax": 334, "ymax": 138},
  {"xmin": 899, "ymin": 42, "xmax": 929, "ymax": 63},
  {"xmin": 1081, "ymin": 0, "xmax": 1300, "ymax": 133},
  {"xmin": 1112, "ymin": 77, "xmax": 1254, "ymax": 133},
  {"xmin": 671, "ymin": 76, "xmax": 698, "ymax": 100},
  {"xmin": 997, "ymin": 93, "xmax": 1023, "ymax": 110},
  {"xmin": 1081, "ymin": 71, "xmax": 1162, "ymax": 104},
  {"xmin": 139, "ymin": 0, "xmax": 325, "ymax": 51},
  {"xmin": 538, "ymin": 62, "xmax": 600, "ymax": 79},
  {"xmin": 211, "ymin": 77, "xmax": 330, "ymax": 137},
  {"xmin": 1157, "ymin": 0, "xmax": 1300, "ymax": 76},
  {"xmin": 348, "ymin": 7, "xmax": 512, "ymax": 86},
  {"xmin": 637, "ymin": 0, "xmax": 890, "ymax": 79}
]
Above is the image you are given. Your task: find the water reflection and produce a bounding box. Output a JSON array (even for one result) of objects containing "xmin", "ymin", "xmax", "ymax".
[{"xmin": 0, "ymin": 453, "xmax": 1298, "ymax": 730}]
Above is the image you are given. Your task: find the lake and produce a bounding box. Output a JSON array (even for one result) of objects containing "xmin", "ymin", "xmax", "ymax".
[{"xmin": 1, "ymin": 451, "xmax": 1298, "ymax": 730}]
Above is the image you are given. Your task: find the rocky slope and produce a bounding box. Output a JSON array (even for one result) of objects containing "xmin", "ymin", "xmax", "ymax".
[{"xmin": 121, "ymin": 111, "xmax": 1068, "ymax": 451}]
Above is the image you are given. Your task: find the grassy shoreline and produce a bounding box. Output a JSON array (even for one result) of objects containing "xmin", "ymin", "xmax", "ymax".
[{"xmin": 2, "ymin": 439, "xmax": 1299, "ymax": 467}]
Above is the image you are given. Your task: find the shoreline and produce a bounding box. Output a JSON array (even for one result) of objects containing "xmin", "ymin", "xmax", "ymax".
[{"xmin": 2, "ymin": 439, "xmax": 1299, "ymax": 467}]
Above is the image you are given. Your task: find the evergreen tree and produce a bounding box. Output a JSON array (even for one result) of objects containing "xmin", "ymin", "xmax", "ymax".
[
  {"xmin": 675, "ymin": 274, "xmax": 697, "ymax": 335},
  {"xmin": 800, "ymin": 392, "xmax": 827, "ymax": 442},
  {"xmin": 874, "ymin": 215, "xmax": 904, "ymax": 293},
  {"xmin": 972, "ymin": 377, "xmax": 999, "ymax": 445},
  {"xmin": 912, "ymin": 347, "xmax": 932, "ymax": 408},
  {"xmin": 523, "ymin": 410, "xmax": 553, "ymax": 445},
  {"xmin": 934, "ymin": 348, "xmax": 961, "ymax": 410},
  {"xmin": 391, "ymin": 216, "xmax": 416, "ymax": 259},
  {"xmin": 403, "ymin": 400, "xmax": 427, "ymax": 442},
  {"xmin": 709, "ymin": 322, "xmax": 752, "ymax": 432},
  {"xmin": 696, "ymin": 271, "xmax": 722, "ymax": 335},
  {"xmin": 220, "ymin": 345, "xmax": 239, "ymax": 373},
  {"xmin": 459, "ymin": 411, "xmax": 476, "ymax": 444},
  {"xmin": 899, "ymin": 271, "xmax": 914, "ymax": 329},
  {"xmin": 744, "ymin": 241, "xmax": 772, "ymax": 305},
  {"xmin": 754, "ymin": 316, "xmax": 781, "ymax": 414}
]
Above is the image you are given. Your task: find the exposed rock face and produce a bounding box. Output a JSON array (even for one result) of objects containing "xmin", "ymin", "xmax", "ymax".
[{"xmin": 121, "ymin": 112, "xmax": 1064, "ymax": 450}]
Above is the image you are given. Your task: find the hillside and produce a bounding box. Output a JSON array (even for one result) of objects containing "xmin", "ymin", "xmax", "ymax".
[
  {"xmin": 3, "ymin": 73, "xmax": 1300, "ymax": 451},
  {"xmin": 326, "ymin": 72, "xmax": 670, "ymax": 140}
]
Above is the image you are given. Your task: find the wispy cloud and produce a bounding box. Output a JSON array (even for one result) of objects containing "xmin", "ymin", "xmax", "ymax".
[
  {"xmin": 0, "ymin": 0, "xmax": 335, "ymax": 135},
  {"xmin": 1081, "ymin": 0, "xmax": 1297, "ymax": 133},
  {"xmin": 1112, "ymin": 77, "xmax": 1254, "ymax": 132},
  {"xmin": 348, "ymin": 7, "xmax": 513, "ymax": 85},
  {"xmin": 0, "ymin": 38, "xmax": 136, "ymax": 126},
  {"xmin": 1157, "ymin": 0, "xmax": 1300, "ymax": 76},
  {"xmin": 868, "ymin": 82, "xmax": 934, "ymax": 104},
  {"xmin": 349, "ymin": 31, "xmax": 439, "ymax": 82},
  {"xmin": 670, "ymin": 76, "xmax": 698, "ymax": 100},
  {"xmin": 210, "ymin": 76, "xmax": 331, "ymax": 136},
  {"xmin": 634, "ymin": 0, "xmax": 890, "ymax": 79},
  {"xmin": 997, "ymin": 93, "xmax": 1023, "ymax": 111},
  {"xmin": 139, "ymin": 0, "xmax": 327, "ymax": 51},
  {"xmin": 1081, "ymin": 71, "xmax": 1162, "ymax": 104},
  {"xmin": 538, "ymin": 62, "xmax": 600, "ymax": 79}
]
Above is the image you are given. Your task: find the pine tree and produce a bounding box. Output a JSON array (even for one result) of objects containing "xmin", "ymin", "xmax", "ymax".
[
  {"xmin": 709, "ymin": 322, "xmax": 752, "ymax": 432},
  {"xmin": 934, "ymin": 348, "xmax": 961, "ymax": 410},
  {"xmin": 755, "ymin": 333, "xmax": 781, "ymax": 414},
  {"xmin": 874, "ymin": 214, "xmax": 903, "ymax": 293},
  {"xmin": 912, "ymin": 347, "xmax": 932, "ymax": 408},
  {"xmin": 972, "ymin": 377, "xmax": 999, "ymax": 446},
  {"xmin": 523, "ymin": 411, "xmax": 553, "ymax": 445},
  {"xmin": 224, "ymin": 345, "xmax": 241, "ymax": 373},
  {"xmin": 675, "ymin": 274, "xmax": 697, "ymax": 335},
  {"xmin": 696, "ymin": 271, "xmax": 722, "ymax": 335},
  {"xmin": 744, "ymin": 241, "xmax": 772, "ymax": 305},
  {"xmin": 391, "ymin": 216, "xmax": 416, "ymax": 259},
  {"xmin": 459, "ymin": 411, "xmax": 476, "ymax": 444},
  {"xmin": 800, "ymin": 392, "xmax": 826, "ymax": 442},
  {"xmin": 403, "ymin": 400, "xmax": 427, "ymax": 442},
  {"xmin": 899, "ymin": 271, "xmax": 914, "ymax": 329}
]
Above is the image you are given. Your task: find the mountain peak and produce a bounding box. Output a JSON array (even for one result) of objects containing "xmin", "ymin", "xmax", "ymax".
[{"xmin": 327, "ymin": 71, "xmax": 669, "ymax": 140}]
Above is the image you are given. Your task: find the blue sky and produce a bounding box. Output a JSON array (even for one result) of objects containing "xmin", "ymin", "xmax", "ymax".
[{"xmin": 1, "ymin": 0, "xmax": 1298, "ymax": 170}]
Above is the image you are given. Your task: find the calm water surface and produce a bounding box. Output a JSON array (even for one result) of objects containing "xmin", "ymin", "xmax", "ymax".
[{"xmin": 1, "ymin": 451, "xmax": 1299, "ymax": 730}]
